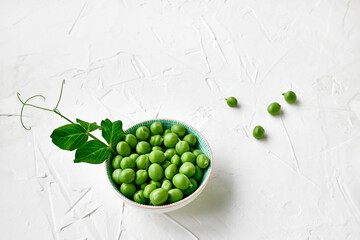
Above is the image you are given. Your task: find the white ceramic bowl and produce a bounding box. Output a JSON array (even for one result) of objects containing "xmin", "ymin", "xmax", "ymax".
[{"xmin": 105, "ymin": 119, "xmax": 213, "ymax": 213}]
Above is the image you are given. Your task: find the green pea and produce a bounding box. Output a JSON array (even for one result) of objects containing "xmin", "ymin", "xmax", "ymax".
[
  {"xmin": 282, "ymin": 91, "xmax": 297, "ymax": 103},
  {"xmin": 112, "ymin": 169, "xmax": 122, "ymax": 184},
  {"xmin": 172, "ymin": 173, "xmax": 192, "ymax": 190},
  {"xmin": 133, "ymin": 190, "xmax": 147, "ymax": 204},
  {"xmin": 140, "ymin": 183, "xmax": 148, "ymax": 190},
  {"xmin": 161, "ymin": 179, "xmax": 172, "ymax": 191},
  {"xmin": 149, "ymin": 135, "xmax": 163, "ymax": 146},
  {"xmin": 181, "ymin": 152, "xmax": 196, "ymax": 164},
  {"xmin": 183, "ymin": 178, "xmax": 198, "ymax": 196},
  {"xmin": 116, "ymin": 141, "xmax": 131, "ymax": 156},
  {"xmin": 135, "ymin": 169, "xmax": 148, "ymax": 185},
  {"xmin": 162, "ymin": 129, "xmax": 171, "ymax": 137},
  {"xmin": 135, "ymin": 155, "xmax": 150, "ymax": 169},
  {"xmin": 165, "ymin": 164, "xmax": 178, "ymax": 179},
  {"xmin": 143, "ymin": 184, "xmax": 156, "ymax": 198},
  {"xmin": 163, "ymin": 133, "xmax": 179, "ymax": 148},
  {"xmin": 253, "ymin": 125, "xmax": 265, "ymax": 139},
  {"xmin": 175, "ymin": 141, "xmax": 190, "ymax": 156},
  {"xmin": 120, "ymin": 157, "xmax": 136, "ymax": 170},
  {"xmin": 164, "ymin": 148, "xmax": 177, "ymax": 161},
  {"xmin": 267, "ymin": 102, "xmax": 281, "ymax": 115},
  {"xmin": 148, "ymin": 163, "xmax": 164, "ymax": 181},
  {"xmin": 171, "ymin": 154, "xmax": 182, "ymax": 167},
  {"xmin": 193, "ymin": 166, "xmax": 203, "ymax": 182},
  {"xmin": 183, "ymin": 134, "xmax": 197, "ymax": 146},
  {"xmin": 119, "ymin": 168, "xmax": 135, "ymax": 183},
  {"xmin": 226, "ymin": 97, "xmax": 238, "ymax": 107},
  {"xmin": 150, "ymin": 122, "xmax": 163, "ymax": 135},
  {"xmin": 112, "ymin": 155, "xmax": 123, "ymax": 169},
  {"xmin": 171, "ymin": 124, "xmax": 186, "ymax": 137},
  {"xmin": 150, "ymin": 180, "xmax": 161, "ymax": 188},
  {"xmin": 129, "ymin": 153, "xmax": 139, "ymax": 161},
  {"xmin": 124, "ymin": 134, "xmax": 138, "ymax": 149},
  {"xmin": 149, "ymin": 150, "xmax": 165, "ymax": 163},
  {"xmin": 196, "ymin": 154, "xmax": 210, "ymax": 169},
  {"xmin": 150, "ymin": 188, "xmax": 168, "ymax": 206},
  {"xmin": 136, "ymin": 126, "xmax": 150, "ymax": 141},
  {"xmin": 161, "ymin": 160, "xmax": 171, "ymax": 169},
  {"xmin": 136, "ymin": 141, "xmax": 151, "ymax": 154},
  {"xmin": 192, "ymin": 149, "xmax": 203, "ymax": 157},
  {"xmin": 152, "ymin": 146, "xmax": 163, "ymax": 152},
  {"xmin": 167, "ymin": 188, "xmax": 183, "ymax": 203},
  {"xmin": 179, "ymin": 162, "xmax": 196, "ymax": 177},
  {"xmin": 120, "ymin": 183, "xmax": 136, "ymax": 198}
]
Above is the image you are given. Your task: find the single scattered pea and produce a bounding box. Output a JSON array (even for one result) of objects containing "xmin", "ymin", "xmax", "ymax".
[
  {"xmin": 192, "ymin": 149, "xmax": 203, "ymax": 157},
  {"xmin": 267, "ymin": 102, "xmax": 281, "ymax": 115},
  {"xmin": 143, "ymin": 184, "xmax": 156, "ymax": 198},
  {"xmin": 167, "ymin": 188, "xmax": 183, "ymax": 203},
  {"xmin": 171, "ymin": 154, "xmax": 182, "ymax": 167},
  {"xmin": 135, "ymin": 155, "xmax": 150, "ymax": 169},
  {"xmin": 150, "ymin": 121, "xmax": 164, "ymax": 135},
  {"xmin": 136, "ymin": 126, "xmax": 150, "ymax": 141},
  {"xmin": 152, "ymin": 146, "xmax": 163, "ymax": 152},
  {"xmin": 179, "ymin": 162, "xmax": 196, "ymax": 177},
  {"xmin": 119, "ymin": 168, "xmax": 135, "ymax": 183},
  {"xmin": 253, "ymin": 125, "xmax": 265, "ymax": 139},
  {"xmin": 282, "ymin": 91, "xmax": 297, "ymax": 103},
  {"xmin": 112, "ymin": 169, "xmax": 122, "ymax": 185},
  {"xmin": 181, "ymin": 152, "xmax": 196, "ymax": 164},
  {"xmin": 116, "ymin": 141, "xmax": 131, "ymax": 156},
  {"xmin": 171, "ymin": 124, "xmax": 186, "ymax": 137},
  {"xmin": 120, "ymin": 183, "xmax": 136, "ymax": 198},
  {"xmin": 196, "ymin": 154, "xmax": 210, "ymax": 169},
  {"xmin": 175, "ymin": 141, "xmax": 190, "ymax": 156},
  {"xmin": 133, "ymin": 190, "xmax": 147, "ymax": 204},
  {"xmin": 120, "ymin": 157, "xmax": 136, "ymax": 170},
  {"xmin": 149, "ymin": 150, "xmax": 165, "ymax": 163},
  {"xmin": 136, "ymin": 141, "xmax": 151, "ymax": 154},
  {"xmin": 193, "ymin": 166, "xmax": 203, "ymax": 182},
  {"xmin": 149, "ymin": 135, "xmax": 163, "ymax": 146},
  {"xmin": 165, "ymin": 164, "xmax": 178, "ymax": 179},
  {"xmin": 112, "ymin": 155, "xmax": 123, "ymax": 169},
  {"xmin": 124, "ymin": 134, "xmax": 138, "ymax": 149},
  {"xmin": 226, "ymin": 97, "xmax": 238, "ymax": 107},
  {"xmin": 183, "ymin": 134, "xmax": 197, "ymax": 147},
  {"xmin": 148, "ymin": 163, "xmax": 164, "ymax": 181},
  {"xmin": 172, "ymin": 173, "xmax": 192, "ymax": 190},
  {"xmin": 161, "ymin": 179, "xmax": 172, "ymax": 191},
  {"xmin": 183, "ymin": 178, "xmax": 198, "ymax": 196},
  {"xmin": 164, "ymin": 148, "xmax": 177, "ymax": 161},
  {"xmin": 150, "ymin": 188, "xmax": 168, "ymax": 206},
  {"xmin": 134, "ymin": 169, "xmax": 148, "ymax": 185},
  {"xmin": 163, "ymin": 133, "xmax": 179, "ymax": 148}
]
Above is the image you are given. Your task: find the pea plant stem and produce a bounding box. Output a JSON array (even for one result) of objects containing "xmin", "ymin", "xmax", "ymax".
[{"xmin": 53, "ymin": 110, "xmax": 117, "ymax": 155}]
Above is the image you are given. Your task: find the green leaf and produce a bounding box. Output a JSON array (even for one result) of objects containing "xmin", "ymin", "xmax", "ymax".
[
  {"xmin": 50, "ymin": 124, "xmax": 88, "ymax": 151},
  {"xmin": 76, "ymin": 118, "xmax": 100, "ymax": 132},
  {"xmin": 100, "ymin": 119, "xmax": 125, "ymax": 148},
  {"xmin": 74, "ymin": 140, "xmax": 112, "ymax": 164}
]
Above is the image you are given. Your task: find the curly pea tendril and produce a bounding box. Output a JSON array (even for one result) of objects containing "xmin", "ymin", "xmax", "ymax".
[{"xmin": 16, "ymin": 80, "xmax": 75, "ymax": 130}]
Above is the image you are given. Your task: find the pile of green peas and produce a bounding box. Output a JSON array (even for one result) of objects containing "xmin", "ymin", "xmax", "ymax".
[{"xmin": 111, "ymin": 122, "xmax": 210, "ymax": 206}]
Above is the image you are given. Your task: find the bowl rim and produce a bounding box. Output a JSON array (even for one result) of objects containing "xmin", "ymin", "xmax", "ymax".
[{"xmin": 104, "ymin": 118, "xmax": 214, "ymax": 210}]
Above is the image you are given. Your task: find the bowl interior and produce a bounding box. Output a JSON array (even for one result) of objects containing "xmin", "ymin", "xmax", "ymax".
[{"xmin": 106, "ymin": 119, "xmax": 212, "ymax": 208}]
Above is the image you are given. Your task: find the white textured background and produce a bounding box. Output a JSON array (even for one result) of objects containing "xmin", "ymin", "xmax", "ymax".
[{"xmin": 1, "ymin": 0, "xmax": 360, "ymax": 239}]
